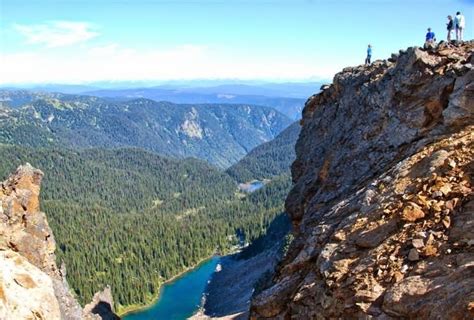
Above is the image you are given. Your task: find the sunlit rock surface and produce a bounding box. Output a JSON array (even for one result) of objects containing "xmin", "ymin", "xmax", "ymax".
[
  {"xmin": 251, "ymin": 42, "xmax": 474, "ymax": 319},
  {"xmin": 0, "ymin": 164, "xmax": 120, "ymax": 320}
]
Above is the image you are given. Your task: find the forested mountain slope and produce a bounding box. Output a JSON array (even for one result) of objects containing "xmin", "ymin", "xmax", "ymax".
[
  {"xmin": 0, "ymin": 145, "xmax": 290, "ymax": 312},
  {"xmin": 0, "ymin": 94, "xmax": 292, "ymax": 167},
  {"xmin": 226, "ymin": 121, "xmax": 300, "ymax": 182}
]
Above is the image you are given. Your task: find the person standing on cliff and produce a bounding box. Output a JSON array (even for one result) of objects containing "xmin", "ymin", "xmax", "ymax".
[
  {"xmin": 365, "ymin": 44, "xmax": 372, "ymax": 65},
  {"xmin": 425, "ymin": 28, "xmax": 436, "ymax": 48},
  {"xmin": 455, "ymin": 11, "xmax": 465, "ymax": 41},
  {"xmin": 447, "ymin": 15, "xmax": 454, "ymax": 41}
]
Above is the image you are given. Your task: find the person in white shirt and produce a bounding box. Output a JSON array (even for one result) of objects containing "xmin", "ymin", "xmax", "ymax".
[{"xmin": 455, "ymin": 11, "xmax": 465, "ymax": 41}]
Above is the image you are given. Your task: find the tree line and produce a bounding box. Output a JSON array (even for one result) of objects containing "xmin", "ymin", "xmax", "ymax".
[{"xmin": 0, "ymin": 145, "xmax": 292, "ymax": 310}]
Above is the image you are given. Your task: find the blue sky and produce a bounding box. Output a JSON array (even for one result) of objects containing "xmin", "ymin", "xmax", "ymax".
[{"xmin": 0, "ymin": 0, "xmax": 473, "ymax": 84}]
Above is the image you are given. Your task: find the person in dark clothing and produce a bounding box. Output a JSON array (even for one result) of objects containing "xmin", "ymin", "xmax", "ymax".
[
  {"xmin": 447, "ymin": 15, "xmax": 454, "ymax": 41},
  {"xmin": 365, "ymin": 44, "xmax": 372, "ymax": 65}
]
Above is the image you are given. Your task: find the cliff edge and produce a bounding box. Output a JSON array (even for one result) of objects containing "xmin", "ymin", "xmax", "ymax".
[
  {"xmin": 251, "ymin": 41, "xmax": 474, "ymax": 319},
  {"xmin": 0, "ymin": 164, "xmax": 119, "ymax": 320}
]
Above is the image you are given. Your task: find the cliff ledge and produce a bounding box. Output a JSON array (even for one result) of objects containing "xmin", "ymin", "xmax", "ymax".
[
  {"xmin": 251, "ymin": 41, "xmax": 474, "ymax": 319},
  {"xmin": 0, "ymin": 164, "xmax": 119, "ymax": 320}
]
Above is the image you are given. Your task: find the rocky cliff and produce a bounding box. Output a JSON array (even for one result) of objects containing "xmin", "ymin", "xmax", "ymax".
[
  {"xmin": 0, "ymin": 164, "xmax": 119, "ymax": 320},
  {"xmin": 251, "ymin": 42, "xmax": 474, "ymax": 319}
]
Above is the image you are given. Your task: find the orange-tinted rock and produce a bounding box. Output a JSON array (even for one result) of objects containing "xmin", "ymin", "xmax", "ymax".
[
  {"xmin": 13, "ymin": 274, "xmax": 37, "ymax": 289},
  {"xmin": 401, "ymin": 203, "xmax": 426, "ymax": 222},
  {"xmin": 0, "ymin": 164, "xmax": 120, "ymax": 320}
]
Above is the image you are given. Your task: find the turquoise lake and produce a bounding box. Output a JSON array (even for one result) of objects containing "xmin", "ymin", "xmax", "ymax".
[{"xmin": 123, "ymin": 257, "xmax": 220, "ymax": 320}]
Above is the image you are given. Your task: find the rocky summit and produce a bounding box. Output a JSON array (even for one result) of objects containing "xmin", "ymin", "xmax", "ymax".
[
  {"xmin": 250, "ymin": 42, "xmax": 474, "ymax": 319},
  {"xmin": 0, "ymin": 164, "xmax": 119, "ymax": 320}
]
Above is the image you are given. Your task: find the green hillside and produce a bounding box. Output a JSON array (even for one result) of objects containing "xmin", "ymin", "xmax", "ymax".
[
  {"xmin": 0, "ymin": 92, "xmax": 292, "ymax": 168},
  {"xmin": 226, "ymin": 121, "xmax": 300, "ymax": 182},
  {"xmin": 0, "ymin": 145, "xmax": 289, "ymax": 310}
]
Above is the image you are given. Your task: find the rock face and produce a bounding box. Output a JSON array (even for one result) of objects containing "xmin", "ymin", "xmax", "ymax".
[
  {"xmin": 250, "ymin": 42, "xmax": 474, "ymax": 319},
  {"xmin": 0, "ymin": 164, "xmax": 119, "ymax": 319},
  {"xmin": 83, "ymin": 287, "xmax": 120, "ymax": 320}
]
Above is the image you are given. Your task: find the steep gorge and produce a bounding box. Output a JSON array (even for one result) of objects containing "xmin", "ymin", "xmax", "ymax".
[
  {"xmin": 251, "ymin": 42, "xmax": 474, "ymax": 319},
  {"xmin": 1, "ymin": 41, "xmax": 472, "ymax": 320}
]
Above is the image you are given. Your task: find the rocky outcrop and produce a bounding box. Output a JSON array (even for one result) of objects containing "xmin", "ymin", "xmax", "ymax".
[
  {"xmin": 0, "ymin": 164, "xmax": 119, "ymax": 319},
  {"xmin": 250, "ymin": 42, "xmax": 474, "ymax": 319},
  {"xmin": 83, "ymin": 287, "xmax": 120, "ymax": 320}
]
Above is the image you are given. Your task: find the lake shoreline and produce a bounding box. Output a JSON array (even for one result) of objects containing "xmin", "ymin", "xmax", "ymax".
[
  {"xmin": 118, "ymin": 255, "xmax": 218, "ymax": 317},
  {"xmin": 193, "ymin": 248, "xmax": 278, "ymax": 319}
]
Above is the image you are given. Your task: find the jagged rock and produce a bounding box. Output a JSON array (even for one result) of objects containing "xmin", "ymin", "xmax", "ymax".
[
  {"xmin": 250, "ymin": 43, "xmax": 474, "ymax": 319},
  {"xmin": 412, "ymin": 238, "xmax": 424, "ymax": 249},
  {"xmin": 0, "ymin": 164, "xmax": 120, "ymax": 319},
  {"xmin": 401, "ymin": 203, "xmax": 425, "ymax": 222},
  {"xmin": 83, "ymin": 286, "xmax": 119, "ymax": 320},
  {"xmin": 388, "ymin": 53, "xmax": 399, "ymax": 63}
]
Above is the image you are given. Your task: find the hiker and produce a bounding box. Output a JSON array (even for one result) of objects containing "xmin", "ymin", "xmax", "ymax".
[
  {"xmin": 365, "ymin": 44, "xmax": 372, "ymax": 65},
  {"xmin": 455, "ymin": 11, "xmax": 465, "ymax": 41},
  {"xmin": 424, "ymin": 28, "xmax": 436, "ymax": 48},
  {"xmin": 447, "ymin": 15, "xmax": 454, "ymax": 41}
]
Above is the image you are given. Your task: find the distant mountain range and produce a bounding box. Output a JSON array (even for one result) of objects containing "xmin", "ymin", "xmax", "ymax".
[
  {"xmin": 83, "ymin": 83, "xmax": 321, "ymax": 120},
  {"xmin": 1, "ymin": 82, "xmax": 324, "ymax": 119},
  {"xmin": 85, "ymin": 82, "xmax": 321, "ymax": 98},
  {"xmin": 0, "ymin": 91, "xmax": 292, "ymax": 168},
  {"xmin": 1, "ymin": 80, "xmax": 323, "ymax": 96}
]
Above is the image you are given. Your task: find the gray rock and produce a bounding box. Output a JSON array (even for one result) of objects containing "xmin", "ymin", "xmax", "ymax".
[
  {"xmin": 408, "ymin": 249, "xmax": 420, "ymax": 261},
  {"xmin": 250, "ymin": 42, "xmax": 474, "ymax": 319}
]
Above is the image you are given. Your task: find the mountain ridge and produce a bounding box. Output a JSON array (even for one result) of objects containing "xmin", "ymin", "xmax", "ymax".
[
  {"xmin": 82, "ymin": 86, "xmax": 309, "ymax": 120},
  {"xmin": 250, "ymin": 42, "xmax": 474, "ymax": 319},
  {"xmin": 0, "ymin": 94, "xmax": 292, "ymax": 168}
]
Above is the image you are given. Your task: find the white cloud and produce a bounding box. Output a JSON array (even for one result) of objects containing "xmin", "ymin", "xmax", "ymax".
[
  {"xmin": 0, "ymin": 44, "xmax": 341, "ymax": 84},
  {"xmin": 14, "ymin": 21, "xmax": 99, "ymax": 48}
]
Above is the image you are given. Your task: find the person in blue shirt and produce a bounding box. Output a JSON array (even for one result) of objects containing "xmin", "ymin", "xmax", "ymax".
[
  {"xmin": 365, "ymin": 44, "xmax": 372, "ymax": 65},
  {"xmin": 426, "ymin": 28, "xmax": 436, "ymax": 43},
  {"xmin": 424, "ymin": 28, "xmax": 436, "ymax": 49}
]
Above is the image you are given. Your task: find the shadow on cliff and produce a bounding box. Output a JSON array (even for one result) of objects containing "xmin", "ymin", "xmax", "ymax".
[{"xmin": 91, "ymin": 301, "xmax": 121, "ymax": 320}]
